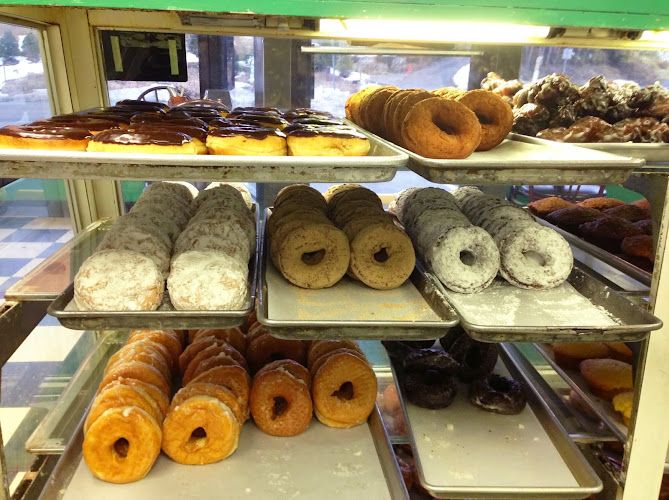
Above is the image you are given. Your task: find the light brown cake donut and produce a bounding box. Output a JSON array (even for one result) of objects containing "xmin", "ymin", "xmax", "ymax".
[{"xmin": 456, "ymin": 90, "xmax": 513, "ymax": 151}]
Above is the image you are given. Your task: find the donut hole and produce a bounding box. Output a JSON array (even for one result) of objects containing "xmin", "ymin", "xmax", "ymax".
[
  {"xmin": 112, "ymin": 438, "xmax": 129, "ymax": 459},
  {"xmin": 475, "ymin": 112, "xmax": 494, "ymax": 125},
  {"xmin": 272, "ymin": 396, "xmax": 288, "ymax": 419},
  {"xmin": 488, "ymin": 375, "xmax": 513, "ymax": 395},
  {"xmin": 185, "ymin": 427, "xmax": 208, "ymax": 451},
  {"xmin": 301, "ymin": 249, "xmax": 325, "ymax": 265},
  {"xmin": 332, "ymin": 381, "xmax": 354, "ymax": 401},
  {"xmin": 374, "ymin": 247, "xmax": 389, "ymax": 263},
  {"xmin": 523, "ymin": 250, "xmax": 546, "ymax": 266},
  {"xmin": 459, "ymin": 250, "xmax": 477, "ymax": 266}
]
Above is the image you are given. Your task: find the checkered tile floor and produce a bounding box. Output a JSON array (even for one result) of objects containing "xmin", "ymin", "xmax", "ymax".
[{"xmin": 0, "ymin": 203, "xmax": 78, "ymax": 495}]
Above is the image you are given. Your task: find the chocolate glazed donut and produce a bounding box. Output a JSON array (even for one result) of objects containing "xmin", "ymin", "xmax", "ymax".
[
  {"xmin": 469, "ymin": 374, "xmax": 527, "ymax": 415},
  {"xmin": 447, "ymin": 334, "xmax": 499, "ymax": 382},
  {"xmin": 402, "ymin": 349, "xmax": 460, "ymax": 409}
]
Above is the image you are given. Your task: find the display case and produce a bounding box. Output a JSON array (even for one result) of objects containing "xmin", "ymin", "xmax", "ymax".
[{"xmin": 0, "ymin": 2, "xmax": 666, "ymax": 500}]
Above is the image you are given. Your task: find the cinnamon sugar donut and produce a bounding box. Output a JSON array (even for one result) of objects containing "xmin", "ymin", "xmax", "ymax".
[
  {"xmin": 250, "ymin": 366, "xmax": 312, "ymax": 436},
  {"xmin": 74, "ymin": 250, "xmax": 164, "ymax": 311},
  {"xmin": 127, "ymin": 330, "xmax": 182, "ymax": 369},
  {"xmin": 162, "ymin": 396, "xmax": 240, "ymax": 464},
  {"xmin": 276, "ymin": 222, "xmax": 349, "ymax": 289},
  {"xmin": 172, "ymin": 383, "xmax": 245, "ymax": 425},
  {"xmin": 97, "ymin": 377, "xmax": 170, "ymax": 419},
  {"xmin": 99, "ymin": 360, "xmax": 171, "ymax": 397},
  {"xmin": 179, "ymin": 338, "xmax": 247, "ymax": 375},
  {"xmin": 401, "ymin": 98, "xmax": 482, "ymax": 159},
  {"xmin": 246, "ymin": 334, "xmax": 307, "ymax": 374},
  {"xmin": 456, "ymin": 90, "xmax": 513, "ymax": 151},
  {"xmin": 85, "ymin": 384, "xmax": 163, "ymax": 433},
  {"xmin": 83, "ymin": 407, "xmax": 162, "ymax": 483},
  {"xmin": 312, "ymin": 352, "xmax": 378, "ymax": 428},
  {"xmin": 190, "ymin": 365, "xmax": 252, "ymax": 411},
  {"xmin": 192, "ymin": 327, "xmax": 246, "ymax": 354}
]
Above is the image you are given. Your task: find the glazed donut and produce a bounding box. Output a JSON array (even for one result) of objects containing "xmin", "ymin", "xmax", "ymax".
[
  {"xmin": 179, "ymin": 338, "xmax": 247, "ymax": 376},
  {"xmin": 309, "ymin": 348, "xmax": 368, "ymax": 379},
  {"xmin": 246, "ymin": 334, "xmax": 307, "ymax": 374},
  {"xmin": 190, "ymin": 365, "xmax": 252, "ymax": 411},
  {"xmin": 105, "ymin": 346, "xmax": 172, "ymax": 384},
  {"xmin": 85, "ymin": 384, "xmax": 163, "ymax": 433},
  {"xmin": 312, "ymin": 352, "xmax": 377, "ymax": 428},
  {"xmin": 99, "ymin": 360, "xmax": 171, "ymax": 397},
  {"xmin": 348, "ymin": 223, "xmax": 416, "ymax": 290},
  {"xmin": 97, "ymin": 377, "xmax": 170, "ymax": 419},
  {"xmin": 83, "ymin": 407, "xmax": 162, "ymax": 483},
  {"xmin": 307, "ymin": 340, "xmax": 363, "ymax": 371},
  {"xmin": 401, "ymin": 98, "xmax": 482, "ymax": 159},
  {"xmin": 188, "ymin": 352, "xmax": 244, "ymax": 384},
  {"xmin": 244, "ymin": 310, "xmax": 258, "ymax": 333},
  {"xmin": 276, "ymin": 222, "xmax": 350, "ymax": 289},
  {"xmin": 192, "ymin": 327, "xmax": 246, "ymax": 354},
  {"xmin": 172, "ymin": 383, "xmax": 245, "ymax": 425},
  {"xmin": 256, "ymin": 359, "xmax": 311, "ymax": 389},
  {"xmin": 161, "ymin": 396, "xmax": 240, "ymax": 464},
  {"xmin": 127, "ymin": 330, "xmax": 183, "ymax": 369},
  {"xmin": 246, "ymin": 322, "xmax": 270, "ymax": 345},
  {"xmin": 455, "ymin": 90, "xmax": 513, "ymax": 151},
  {"xmin": 74, "ymin": 250, "xmax": 164, "ymax": 312},
  {"xmin": 108, "ymin": 338, "xmax": 174, "ymax": 372},
  {"xmin": 403, "ymin": 370, "xmax": 457, "ymax": 409},
  {"xmin": 469, "ymin": 374, "xmax": 527, "ymax": 415},
  {"xmin": 250, "ymin": 366, "xmax": 313, "ymax": 436},
  {"xmin": 448, "ymin": 334, "xmax": 499, "ymax": 382}
]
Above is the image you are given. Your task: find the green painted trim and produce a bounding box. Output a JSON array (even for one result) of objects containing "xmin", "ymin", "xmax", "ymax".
[{"xmin": 0, "ymin": 1, "xmax": 667, "ymax": 31}]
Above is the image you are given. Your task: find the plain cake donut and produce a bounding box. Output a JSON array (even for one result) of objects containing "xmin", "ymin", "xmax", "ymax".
[{"xmin": 455, "ymin": 90, "xmax": 513, "ymax": 151}]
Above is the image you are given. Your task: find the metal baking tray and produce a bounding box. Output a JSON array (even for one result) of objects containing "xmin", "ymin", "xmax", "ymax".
[
  {"xmin": 431, "ymin": 264, "xmax": 662, "ymax": 343},
  {"xmin": 572, "ymin": 142, "xmax": 669, "ymax": 163},
  {"xmin": 47, "ymin": 208, "xmax": 261, "ymax": 331},
  {"xmin": 257, "ymin": 209, "xmax": 459, "ymax": 340},
  {"xmin": 533, "ymin": 343, "xmax": 669, "ymax": 472},
  {"xmin": 40, "ymin": 406, "xmax": 402, "ymax": 500},
  {"xmin": 390, "ymin": 344, "xmax": 602, "ymax": 498},
  {"xmin": 536, "ymin": 218, "xmax": 653, "ymax": 288},
  {"xmin": 0, "ymin": 127, "xmax": 405, "ymax": 183},
  {"xmin": 366, "ymin": 131, "xmax": 644, "ymax": 185}
]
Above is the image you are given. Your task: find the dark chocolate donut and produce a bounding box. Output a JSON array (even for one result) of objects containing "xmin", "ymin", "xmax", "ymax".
[
  {"xmin": 403, "ymin": 348, "xmax": 459, "ymax": 375},
  {"xmin": 404, "ymin": 369, "xmax": 457, "ymax": 409},
  {"xmin": 382, "ymin": 340, "xmax": 434, "ymax": 360},
  {"xmin": 469, "ymin": 373, "xmax": 527, "ymax": 415},
  {"xmin": 438, "ymin": 325, "xmax": 466, "ymax": 351},
  {"xmin": 448, "ymin": 334, "xmax": 499, "ymax": 382}
]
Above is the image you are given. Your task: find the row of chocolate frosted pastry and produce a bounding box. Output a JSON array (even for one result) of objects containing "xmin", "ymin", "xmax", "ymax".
[{"xmin": 0, "ymin": 99, "xmax": 370, "ymax": 156}]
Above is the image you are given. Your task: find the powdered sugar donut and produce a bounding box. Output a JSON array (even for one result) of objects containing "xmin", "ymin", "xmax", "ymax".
[
  {"xmin": 498, "ymin": 225, "xmax": 573, "ymax": 289},
  {"xmin": 120, "ymin": 211, "xmax": 182, "ymax": 244},
  {"xmin": 168, "ymin": 250, "xmax": 248, "ymax": 310},
  {"xmin": 205, "ymin": 182, "xmax": 253, "ymax": 209},
  {"xmin": 75, "ymin": 250, "xmax": 164, "ymax": 311},
  {"xmin": 130, "ymin": 199, "xmax": 191, "ymax": 229},
  {"xmin": 174, "ymin": 218, "xmax": 251, "ymax": 264},
  {"xmin": 142, "ymin": 181, "xmax": 195, "ymax": 203},
  {"xmin": 97, "ymin": 227, "xmax": 171, "ymax": 278},
  {"xmin": 191, "ymin": 185, "xmax": 246, "ymax": 212},
  {"xmin": 189, "ymin": 208, "xmax": 256, "ymax": 249}
]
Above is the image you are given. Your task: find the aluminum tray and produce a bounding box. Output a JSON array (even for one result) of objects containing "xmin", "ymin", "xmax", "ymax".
[
  {"xmin": 0, "ymin": 127, "xmax": 405, "ymax": 183},
  {"xmin": 380, "ymin": 132, "xmax": 644, "ymax": 185},
  {"xmin": 432, "ymin": 264, "xmax": 661, "ymax": 343},
  {"xmin": 572, "ymin": 142, "xmax": 669, "ymax": 163},
  {"xmin": 40, "ymin": 407, "xmax": 401, "ymax": 500},
  {"xmin": 390, "ymin": 344, "xmax": 602, "ymax": 498},
  {"xmin": 47, "ymin": 208, "xmax": 261, "ymax": 331},
  {"xmin": 532, "ymin": 343, "xmax": 669, "ymax": 472},
  {"xmin": 536, "ymin": 218, "xmax": 652, "ymax": 288},
  {"xmin": 257, "ymin": 210, "xmax": 458, "ymax": 340}
]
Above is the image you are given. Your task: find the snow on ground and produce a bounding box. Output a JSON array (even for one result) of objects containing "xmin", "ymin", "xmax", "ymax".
[
  {"xmin": 453, "ymin": 63, "xmax": 470, "ymax": 89},
  {"xmin": 310, "ymin": 86, "xmax": 352, "ymax": 118},
  {"xmin": 0, "ymin": 57, "xmax": 45, "ymax": 86}
]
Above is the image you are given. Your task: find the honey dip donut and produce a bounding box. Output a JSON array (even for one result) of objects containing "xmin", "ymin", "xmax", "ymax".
[
  {"xmin": 309, "ymin": 348, "xmax": 369, "ymax": 379},
  {"xmin": 105, "ymin": 345, "xmax": 172, "ymax": 384},
  {"xmin": 192, "ymin": 327, "xmax": 246, "ymax": 354},
  {"xmin": 190, "ymin": 365, "xmax": 252, "ymax": 411},
  {"xmin": 349, "ymin": 222, "xmax": 416, "ymax": 290},
  {"xmin": 172, "ymin": 383, "xmax": 246, "ymax": 425},
  {"xmin": 188, "ymin": 352, "xmax": 245, "ymax": 384},
  {"xmin": 246, "ymin": 333, "xmax": 307, "ymax": 374},
  {"xmin": 401, "ymin": 98, "xmax": 482, "ymax": 159},
  {"xmin": 277, "ymin": 222, "xmax": 350, "ymax": 289},
  {"xmin": 161, "ymin": 395, "xmax": 240, "ymax": 464},
  {"xmin": 455, "ymin": 90, "xmax": 513, "ymax": 151},
  {"xmin": 84, "ymin": 384, "xmax": 163, "ymax": 433},
  {"xmin": 179, "ymin": 337, "xmax": 247, "ymax": 376},
  {"xmin": 312, "ymin": 352, "xmax": 377, "ymax": 428},
  {"xmin": 307, "ymin": 340, "xmax": 363, "ymax": 371},
  {"xmin": 126, "ymin": 330, "xmax": 183, "ymax": 369},
  {"xmin": 250, "ymin": 365, "xmax": 313, "ymax": 437},
  {"xmin": 99, "ymin": 360, "xmax": 171, "ymax": 397},
  {"xmin": 256, "ymin": 359, "xmax": 311, "ymax": 389},
  {"xmin": 97, "ymin": 377, "xmax": 170, "ymax": 419},
  {"xmin": 83, "ymin": 406, "xmax": 162, "ymax": 484}
]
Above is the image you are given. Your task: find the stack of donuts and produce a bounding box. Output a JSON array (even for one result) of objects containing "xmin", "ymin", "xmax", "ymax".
[
  {"xmin": 267, "ymin": 184, "xmax": 350, "ymax": 289},
  {"xmin": 75, "ymin": 181, "xmax": 197, "ymax": 311},
  {"xmin": 392, "ymin": 187, "xmax": 499, "ymax": 293},
  {"xmin": 325, "ymin": 184, "xmax": 416, "ymax": 290},
  {"xmin": 83, "ymin": 329, "xmax": 184, "ymax": 483},
  {"xmin": 168, "ymin": 184, "xmax": 255, "ymax": 310},
  {"xmin": 164, "ymin": 326, "xmax": 251, "ymax": 464},
  {"xmin": 345, "ymin": 86, "xmax": 513, "ymax": 159},
  {"xmin": 452, "ymin": 187, "xmax": 573, "ymax": 289}
]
